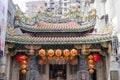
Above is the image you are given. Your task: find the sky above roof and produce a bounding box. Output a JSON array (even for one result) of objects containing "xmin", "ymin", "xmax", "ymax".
[{"xmin": 12, "ymin": 0, "xmax": 52, "ymax": 12}]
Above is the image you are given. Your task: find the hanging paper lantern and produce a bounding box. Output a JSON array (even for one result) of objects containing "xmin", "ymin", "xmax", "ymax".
[
  {"xmin": 39, "ymin": 49, "xmax": 46, "ymax": 57},
  {"xmin": 89, "ymin": 69, "xmax": 94, "ymax": 74},
  {"xmin": 88, "ymin": 55, "xmax": 93, "ymax": 60},
  {"xmin": 48, "ymin": 49, "xmax": 54, "ymax": 57},
  {"xmin": 88, "ymin": 60, "xmax": 94, "ymax": 64},
  {"xmin": 55, "ymin": 49, "xmax": 62, "ymax": 57},
  {"xmin": 39, "ymin": 59, "xmax": 45, "ymax": 65},
  {"xmin": 21, "ymin": 60, "xmax": 27, "ymax": 65},
  {"xmin": 15, "ymin": 55, "xmax": 23, "ymax": 62},
  {"xmin": 89, "ymin": 64, "xmax": 94, "ymax": 69},
  {"xmin": 21, "ymin": 65, "xmax": 27, "ymax": 69},
  {"xmin": 92, "ymin": 54, "xmax": 101, "ymax": 62},
  {"xmin": 70, "ymin": 49, "xmax": 77, "ymax": 57},
  {"xmin": 21, "ymin": 69, "xmax": 27, "ymax": 74},
  {"xmin": 70, "ymin": 59, "xmax": 76, "ymax": 66},
  {"xmin": 63, "ymin": 49, "xmax": 70, "ymax": 57}
]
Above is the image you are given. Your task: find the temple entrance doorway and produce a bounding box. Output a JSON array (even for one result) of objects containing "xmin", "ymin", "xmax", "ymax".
[{"xmin": 49, "ymin": 64, "xmax": 66, "ymax": 80}]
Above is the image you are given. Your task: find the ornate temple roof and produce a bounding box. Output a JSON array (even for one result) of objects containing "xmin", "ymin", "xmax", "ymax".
[
  {"xmin": 6, "ymin": 34, "xmax": 114, "ymax": 44},
  {"xmin": 16, "ymin": 11, "xmax": 96, "ymax": 32}
]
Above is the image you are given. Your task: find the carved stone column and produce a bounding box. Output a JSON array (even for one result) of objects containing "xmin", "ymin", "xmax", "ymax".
[{"xmin": 24, "ymin": 45, "xmax": 43, "ymax": 80}]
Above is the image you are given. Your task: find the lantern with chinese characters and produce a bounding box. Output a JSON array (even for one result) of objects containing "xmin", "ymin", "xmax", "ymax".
[
  {"xmin": 39, "ymin": 49, "xmax": 46, "ymax": 57},
  {"xmin": 48, "ymin": 49, "xmax": 54, "ymax": 57},
  {"xmin": 55, "ymin": 49, "xmax": 62, "ymax": 57},
  {"xmin": 63, "ymin": 49, "xmax": 70, "ymax": 57},
  {"xmin": 92, "ymin": 54, "xmax": 101, "ymax": 62},
  {"xmin": 39, "ymin": 59, "xmax": 45, "ymax": 65},
  {"xmin": 21, "ymin": 69, "xmax": 27, "ymax": 74},
  {"xmin": 89, "ymin": 69, "xmax": 94, "ymax": 74},
  {"xmin": 70, "ymin": 49, "xmax": 77, "ymax": 57}
]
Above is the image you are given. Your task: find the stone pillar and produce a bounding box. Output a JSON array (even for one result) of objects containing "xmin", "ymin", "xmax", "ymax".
[{"xmin": 24, "ymin": 45, "xmax": 42, "ymax": 80}]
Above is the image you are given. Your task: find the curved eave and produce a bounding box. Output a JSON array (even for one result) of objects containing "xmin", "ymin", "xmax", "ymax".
[
  {"xmin": 18, "ymin": 17, "xmax": 96, "ymax": 33},
  {"xmin": 19, "ymin": 23, "xmax": 95, "ymax": 33},
  {"xmin": 6, "ymin": 35, "xmax": 113, "ymax": 45}
]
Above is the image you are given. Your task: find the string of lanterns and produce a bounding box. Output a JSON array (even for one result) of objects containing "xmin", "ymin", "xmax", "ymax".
[
  {"xmin": 88, "ymin": 54, "xmax": 101, "ymax": 74},
  {"xmin": 15, "ymin": 55, "xmax": 28, "ymax": 74},
  {"xmin": 39, "ymin": 49, "xmax": 77, "ymax": 59},
  {"xmin": 39, "ymin": 49, "xmax": 78, "ymax": 65}
]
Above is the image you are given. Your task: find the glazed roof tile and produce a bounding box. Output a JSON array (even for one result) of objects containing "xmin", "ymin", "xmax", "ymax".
[{"xmin": 6, "ymin": 34, "xmax": 114, "ymax": 44}]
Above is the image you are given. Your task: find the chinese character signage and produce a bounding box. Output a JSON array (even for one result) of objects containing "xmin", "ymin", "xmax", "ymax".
[{"xmin": 0, "ymin": 0, "xmax": 8, "ymax": 56}]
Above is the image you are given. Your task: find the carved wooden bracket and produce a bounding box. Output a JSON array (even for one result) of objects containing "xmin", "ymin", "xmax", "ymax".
[
  {"xmin": 5, "ymin": 44, "xmax": 15, "ymax": 56},
  {"xmin": 74, "ymin": 45, "xmax": 81, "ymax": 49},
  {"xmin": 101, "ymin": 43, "xmax": 108, "ymax": 47},
  {"xmin": 81, "ymin": 44, "xmax": 91, "ymax": 55},
  {"xmin": 108, "ymin": 43, "xmax": 112, "ymax": 54},
  {"xmin": 24, "ymin": 45, "xmax": 41, "ymax": 55}
]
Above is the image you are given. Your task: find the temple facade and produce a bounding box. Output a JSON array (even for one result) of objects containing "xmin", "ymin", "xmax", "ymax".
[{"xmin": 2, "ymin": 0, "xmax": 120, "ymax": 80}]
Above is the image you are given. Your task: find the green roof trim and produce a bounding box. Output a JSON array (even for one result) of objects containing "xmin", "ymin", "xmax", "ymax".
[{"xmin": 6, "ymin": 35, "xmax": 114, "ymax": 44}]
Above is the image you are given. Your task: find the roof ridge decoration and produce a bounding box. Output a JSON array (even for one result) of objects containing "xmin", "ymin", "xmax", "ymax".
[
  {"xmin": 6, "ymin": 34, "xmax": 116, "ymax": 44},
  {"xmin": 15, "ymin": 9, "xmax": 96, "ymax": 32}
]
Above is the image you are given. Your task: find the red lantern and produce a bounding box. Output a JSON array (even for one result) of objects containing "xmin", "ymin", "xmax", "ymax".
[
  {"xmin": 55, "ymin": 49, "xmax": 62, "ymax": 57},
  {"xmin": 88, "ymin": 60, "xmax": 94, "ymax": 64},
  {"xmin": 88, "ymin": 55, "xmax": 93, "ymax": 60},
  {"xmin": 63, "ymin": 49, "xmax": 70, "ymax": 57},
  {"xmin": 21, "ymin": 69, "xmax": 27, "ymax": 74},
  {"xmin": 39, "ymin": 59, "xmax": 45, "ymax": 65},
  {"xmin": 70, "ymin": 49, "xmax": 77, "ymax": 57},
  {"xmin": 70, "ymin": 59, "xmax": 76, "ymax": 66},
  {"xmin": 92, "ymin": 54, "xmax": 101, "ymax": 62},
  {"xmin": 89, "ymin": 69, "xmax": 94, "ymax": 74},
  {"xmin": 48, "ymin": 49, "xmax": 54, "ymax": 57},
  {"xmin": 15, "ymin": 55, "xmax": 22, "ymax": 62},
  {"xmin": 39, "ymin": 49, "xmax": 45, "ymax": 57}
]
